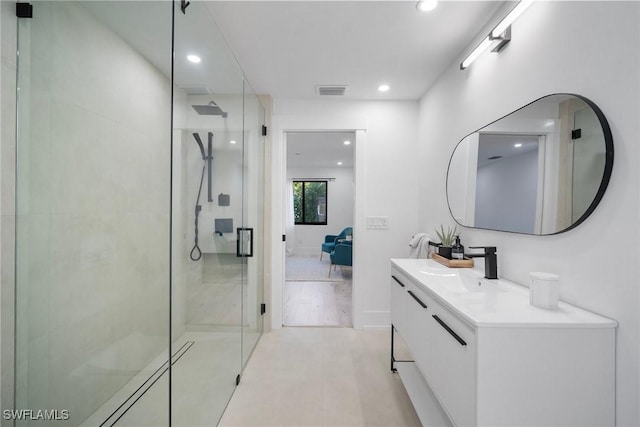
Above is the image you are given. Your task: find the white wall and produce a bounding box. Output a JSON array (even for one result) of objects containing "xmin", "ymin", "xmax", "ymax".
[
  {"xmin": 417, "ymin": 2, "xmax": 639, "ymax": 424},
  {"xmin": 286, "ymin": 166, "xmax": 354, "ymax": 256},
  {"xmin": 475, "ymin": 148, "xmax": 538, "ymax": 233},
  {"xmin": 271, "ymin": 99, "xmax": 420, "ymax": 329}
]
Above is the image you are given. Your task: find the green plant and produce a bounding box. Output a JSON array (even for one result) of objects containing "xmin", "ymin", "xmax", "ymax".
[{"xmin": 436, "ymin": 225, "xmax": 457, "ymax": 247}]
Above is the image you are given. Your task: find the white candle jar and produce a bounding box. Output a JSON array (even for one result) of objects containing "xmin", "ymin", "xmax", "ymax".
[{"xmin": 529, "ymin": 272, "xmax": 560, "ymax": 310}]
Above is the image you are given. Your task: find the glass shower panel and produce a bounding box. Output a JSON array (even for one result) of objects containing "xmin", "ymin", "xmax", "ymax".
[
  {"xmin": 14, "ymin": 2, "xmax": 172, "ymax": 425},
  {"xmin": 572, "ymin": 106, "xmax": 605, "ymax": 222},
  {"xmin": 241, "ymin": 81, "xmax": 265, "ymax": 367},
  {"xmin": 171, "ymin": 1, "xmax": 247, "ymax": 424}
]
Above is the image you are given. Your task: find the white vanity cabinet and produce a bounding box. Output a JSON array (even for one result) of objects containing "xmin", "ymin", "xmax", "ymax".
[
  {"xmin": 390, "ymin": 273, "xmax": 408, "ymax": 338},
  {"xmin": 390, "ymin": 258, "xmax": 617, "ymax": 427}
]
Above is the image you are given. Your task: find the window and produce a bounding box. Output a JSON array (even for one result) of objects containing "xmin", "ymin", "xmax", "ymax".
[{"xmin": 293, "ymin": 181, "xmax": 327, "ymax": 225}]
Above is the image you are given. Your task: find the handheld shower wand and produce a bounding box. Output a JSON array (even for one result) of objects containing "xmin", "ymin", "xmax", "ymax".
[
  {"xmin": 192, "ymin": 132, "xmax": 206, "ymax": 160},
  {"xmin": 190, "ymin": 132, "xmax": 208, "ymax": 261}
]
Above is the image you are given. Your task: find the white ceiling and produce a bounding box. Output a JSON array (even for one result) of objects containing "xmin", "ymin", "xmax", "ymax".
[
  {"xmin": 83, "ymin": 1, "xmax": 507, "ymax": 168},
  {"xmin": 85, "ymin": 1, "xmax": 504, "ymax": 101},
  {"xmin": 204, "ymin": 1, "xmax": 504, "ymax": 100},
  {"xmin": 287, "ymin": 132, "xmax": 355, "ymax": 168},
  {"xmin": 477, "ymin": 134, "xmax": 540, "ymax": 168}
]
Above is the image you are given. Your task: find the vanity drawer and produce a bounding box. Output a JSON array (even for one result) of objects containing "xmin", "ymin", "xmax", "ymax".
[
  {"xmin": 405, "ymin": 283, "xmax": 434, "ymax": 379},
  {"xmin": 428, "ymin": 302, "xmax": 477, "ymax": 426},
  {"xmin": 390, "ymin": 269, "xmax": 409, "ymax": 338}
]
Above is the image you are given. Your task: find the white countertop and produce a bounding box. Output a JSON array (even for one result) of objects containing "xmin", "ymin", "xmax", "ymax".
[{"xmin": 391, "ymin": 258, "xmax": 617, "ymax": 329}]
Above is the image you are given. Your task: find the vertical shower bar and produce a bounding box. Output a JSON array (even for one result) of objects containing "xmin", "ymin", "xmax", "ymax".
[{"xmin": 207, "ymin": 132, "xmax": 213, "ymax": 202}]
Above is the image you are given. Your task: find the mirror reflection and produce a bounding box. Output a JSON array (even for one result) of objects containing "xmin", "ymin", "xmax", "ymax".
[{"xmin": 447, "ymin": 94, "xmax": 613, "ymax": 235}]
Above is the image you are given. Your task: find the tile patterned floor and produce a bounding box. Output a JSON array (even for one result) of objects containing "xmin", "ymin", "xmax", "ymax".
[
  {"xmin": 83, "ymin": 331, "xmax": 260, "ymax": 427},
  {"xmin": 219, "ymin": 327, "xmax": 421, "ymax": 427}
]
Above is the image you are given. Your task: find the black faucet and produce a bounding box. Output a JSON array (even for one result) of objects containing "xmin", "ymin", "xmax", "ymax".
[{"xmin": 466, "ymin": 246, "xmax": 498, "ymax": 279}]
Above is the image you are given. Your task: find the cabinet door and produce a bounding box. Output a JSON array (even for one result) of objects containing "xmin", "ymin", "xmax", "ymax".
[
  {"xmin": 405, "ymin": 285, "xmax": 433, "ymax": 379},
  {"xmin": 429, "ymin": 304, "xmax": 477, "ymax": 426},
  {"xmin": 390, "ymin": 272, "xmax": 408, "ymax": 337}
]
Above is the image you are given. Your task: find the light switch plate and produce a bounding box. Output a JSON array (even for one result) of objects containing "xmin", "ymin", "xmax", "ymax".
[{"xmin": 366, "ymin": 216, "xmax": 388, "ymax": 229}]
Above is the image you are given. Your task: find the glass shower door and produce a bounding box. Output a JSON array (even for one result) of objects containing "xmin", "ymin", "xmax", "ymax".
[
  {"xmin": 572, "ymin": 106, "xmax": 606, "ymax": 222},
  {"xmin": 171, "ymin": 1, "xmax": 261, "ymax": 425}
]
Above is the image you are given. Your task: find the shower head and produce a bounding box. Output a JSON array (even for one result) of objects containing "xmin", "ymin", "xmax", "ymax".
[
  {"xmin": 192, "ymin": 133, "xmax": 206, "ymax": 160},
  {"xmin": 192, "ymin": 101, "xmax": 228, "ymax": 118}
]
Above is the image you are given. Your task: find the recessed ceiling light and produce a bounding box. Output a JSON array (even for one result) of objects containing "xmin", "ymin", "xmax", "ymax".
[
  {"xmin": 230, "ymin": 140, "xmax": 237, "ymax": 144},
  {"xmin": 344, "ymin": 140, "xmax": 351, "ymax": 145},
  {"xmin": 378, "ymin": 84, "xmax": 390, "ymax": 92},
  {"xmin": 337, "ymin": 162, "xmax": 343, "ymax": 166},
  {"xmin": 514, "ymin": 143, "xmax": 523, "ymax": 148},
  {"xmin": 417, "ymin": 0, "xmax": 438, "ymax": 12},
  {"xmin": 187, "ymin": 54, "xmax": 201, "ymax": 63}
]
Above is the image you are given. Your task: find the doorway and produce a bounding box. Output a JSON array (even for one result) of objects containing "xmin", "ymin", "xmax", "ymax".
[{"xmin": 283, "ymin": 132, "xmax": 355, "ymax": 327}]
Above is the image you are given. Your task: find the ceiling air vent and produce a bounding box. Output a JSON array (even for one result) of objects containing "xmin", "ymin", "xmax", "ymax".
[
  {"xmin": 316, "ymin": 85, "xmax": 347, "ymax": 96},
  {"xmin": 180, "ymin": 85, "xmax": 213, "ymax": 95}
]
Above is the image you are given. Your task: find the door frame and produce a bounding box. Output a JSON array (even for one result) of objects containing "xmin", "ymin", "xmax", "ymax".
[{"xmin": 270, "ymin": 114, "xmax": 368, "ymax": 329}]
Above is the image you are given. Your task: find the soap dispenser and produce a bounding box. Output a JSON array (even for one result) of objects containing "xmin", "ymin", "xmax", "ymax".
[{"xmin": 452, "ymin": 235, "xmax": 464, "ymax": 260}]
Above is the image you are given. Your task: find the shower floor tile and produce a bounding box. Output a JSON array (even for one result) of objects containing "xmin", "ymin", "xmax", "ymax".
[{"xmin": 81, "ymin": 331, "xmax": 259, "ymax": 427}]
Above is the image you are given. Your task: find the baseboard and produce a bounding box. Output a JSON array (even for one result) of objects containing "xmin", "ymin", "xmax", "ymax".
[
  {"xmin": 361, "ymin": 325, "xmax": 390, "ymax": 330},
  {"xmin": 358, "ymin": 310, "xmax": 390, "ymax": 329}
]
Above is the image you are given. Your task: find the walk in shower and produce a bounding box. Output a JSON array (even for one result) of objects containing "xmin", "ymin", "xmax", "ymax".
[{"xmin": 11, "ymin": 1, "xmax": 265, "ymax": 425}]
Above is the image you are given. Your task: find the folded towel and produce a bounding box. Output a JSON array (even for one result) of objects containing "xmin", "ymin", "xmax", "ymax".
[{"xmin": 409, "ymin": 233, "xmax": 431, "ymax": 258}]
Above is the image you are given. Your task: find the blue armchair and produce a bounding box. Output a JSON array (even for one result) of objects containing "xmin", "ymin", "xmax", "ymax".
[
  {"xmin": 329, "ymin": 241, "xmax": 352, "ymax": 277},
  {"xmin": 320, "ymin": 227, "xmax": 352, "ymax": 260}
]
